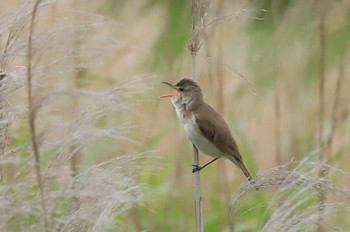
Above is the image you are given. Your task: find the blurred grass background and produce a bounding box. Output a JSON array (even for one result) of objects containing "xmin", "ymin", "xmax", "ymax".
[{"xmin": 1, "ymin": 0, "xmax": 350, "ymax": 231}]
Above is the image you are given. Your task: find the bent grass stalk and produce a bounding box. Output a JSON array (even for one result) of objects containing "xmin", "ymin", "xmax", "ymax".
[{"xmin": 26, "ymin": 0, "xmax": 48, "ymax": 231}]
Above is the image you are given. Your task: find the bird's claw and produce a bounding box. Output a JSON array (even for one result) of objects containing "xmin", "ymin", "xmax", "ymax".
[{"xmin": 192, "ymin": 164, "xmax": 202, "ymax": 173}]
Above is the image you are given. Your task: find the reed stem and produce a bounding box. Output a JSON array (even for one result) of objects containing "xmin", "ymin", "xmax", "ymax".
[{"xmin": 190, "ymin": 1, "xmax": 203, "ymax": 231}]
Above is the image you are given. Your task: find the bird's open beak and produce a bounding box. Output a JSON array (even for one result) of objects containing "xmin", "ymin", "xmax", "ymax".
[
  {"xmin": 159, "ymin": 81, "xmax": 178, "ymax": 98},
  {"xmin": 161, "ymin": 81, "xmax": 175, "ymax": 88},
  {"xmin": 159, "ymin": 94, "xmax": 176, "ymax": 98}
]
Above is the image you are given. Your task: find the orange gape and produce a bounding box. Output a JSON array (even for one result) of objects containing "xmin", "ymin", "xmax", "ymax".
[{"xmin": 159, "ymin": 93, "xmax": 177, "ymax": 98}]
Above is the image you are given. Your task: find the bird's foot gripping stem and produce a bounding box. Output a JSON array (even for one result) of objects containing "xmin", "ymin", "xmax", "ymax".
[
  {"xmin": 191, "ymin": 164, "xmax": 203, "ymax": 173},
  {"xmin": 191, "ymin": 158, "xmax": 219, "ymax": 173}
]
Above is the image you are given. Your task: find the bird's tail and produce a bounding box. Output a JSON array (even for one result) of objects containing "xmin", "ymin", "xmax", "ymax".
[
  {"xmin": 230, "ymin": 156, "xmax": 259, "ymax": 191},
  {"xmin": 238, "ymin": 161, "xmax": 253, "ymax": 181}
]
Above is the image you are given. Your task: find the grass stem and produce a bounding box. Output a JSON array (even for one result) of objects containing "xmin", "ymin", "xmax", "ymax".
[
  {"xmin": 317, "ymin": 13, "xmax": 326, "ymax": 232},
  {"xmin": 27, "ymin": 0, "xmax": 49, "ymax": 231},
  {"xmin": 190, "ymin": 1, "xmax": 204, "ymax": 231}
]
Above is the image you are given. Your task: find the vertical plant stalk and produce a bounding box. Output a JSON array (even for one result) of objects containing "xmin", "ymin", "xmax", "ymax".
[
  {"xmin": 27, "ymin": 0, "xmax": 49, "ymax": 231},
  {"xmin": 325, "ymin": 55, "xmax": 345, "ymax": 158},
  {"xmin": 211, "ymin": 0, "xmax": 231, "ymax": 205},
  {"xmin": 317, "ymin": 13, "xmax": 326, "ymax": 232},
  {"xmin": 70, "ymin": 0, "xmax": 86, "ymax": 179},
  {"xmin": 318, "ymin": 14, "xmax": 326, "ymax": 162},
  {"xmin": 274, "ymin": 88, "xmax": 282, "ymax": 165},
  {"xmin": 317, "ymin": 52, "xmax": 346, "ymax": 232},
  {"xmin": 215, "ymin": 0, "xmax": 225, "ymax": 115},
  {"xmin": 0, "ymin": 75, "xmax": 9, "ymax": 232},
  {"xmin": 215, "ymin": 39, "xmax": 231, "ymax": 204},
  {"xmin": 189, "ymin": 1, "xmax": 203, "ymax": 231}
]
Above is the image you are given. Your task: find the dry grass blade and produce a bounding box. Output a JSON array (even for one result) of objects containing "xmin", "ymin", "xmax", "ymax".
[
  {"xmin": 197, "ymin": 52, "xmax": 257, "ymax": 95},
  {"xmin": 201, "ymin": 8, "xmax": 267, "ymax": 28}
]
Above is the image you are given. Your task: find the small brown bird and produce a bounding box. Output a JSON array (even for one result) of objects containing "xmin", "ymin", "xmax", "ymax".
[{"xmin": 160, "ymin": 78, "xmax": 255, "ymax": 183}]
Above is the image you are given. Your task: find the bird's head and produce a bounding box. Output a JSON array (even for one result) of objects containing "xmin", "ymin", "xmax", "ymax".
[{"xmin": 160, "ymin": 78, "xmax": 203, "ymax": 106}]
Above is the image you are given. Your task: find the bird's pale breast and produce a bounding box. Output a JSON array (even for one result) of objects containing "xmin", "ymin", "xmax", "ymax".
[{"xmin": 183, "ymin": 114, "xmax": 223, "ymax": 158}]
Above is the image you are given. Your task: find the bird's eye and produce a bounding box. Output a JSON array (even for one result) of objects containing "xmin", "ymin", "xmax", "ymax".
[{"xmin": 179, "ymin": 87, "xmax": 184, "ymax": 91}]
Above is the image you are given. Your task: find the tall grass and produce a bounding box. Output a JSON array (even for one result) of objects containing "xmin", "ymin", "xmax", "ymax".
[
  {"xmin": 1, "ymin": 1, "xmax": 150, "ymax": 231},
  {"xmin": 1, "ymin": 0, "xmax": 350, "ymax": 231}
]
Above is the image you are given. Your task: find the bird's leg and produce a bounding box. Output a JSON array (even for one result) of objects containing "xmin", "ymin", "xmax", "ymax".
[{"xmin": 192, "ymin": 157, "xmax": 218, "ymax": 173}]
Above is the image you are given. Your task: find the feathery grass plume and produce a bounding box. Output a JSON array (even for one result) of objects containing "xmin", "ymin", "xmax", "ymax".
[
  {"xmin": 1, "ymin": 1, "xmax": 153, "ymax": 231},
  {"xmin": 38, "ymin": 76, "xmax": 151, "ymax": 164},
  {"xmin": 230, "ymin": 156, "xmax": 350, "ymax": 232},
  {"xmin": 55, "ymin": 153, "xmax": 150, "ymax": 232},
  {"xmin": 1, "ymin": 153, "xmax": 150, "ymax": 231},
  {"xmin": 1, "ymin": 76, "xmax": 151, "ymax": 230},
  {"xmin": 0, "ymin": 0, "xmax": 32, "ymax": 175}
]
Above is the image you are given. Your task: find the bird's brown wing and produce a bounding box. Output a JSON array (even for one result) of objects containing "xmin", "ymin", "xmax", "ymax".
[
  {"xmin": 194, "ymin": 103, "xmax": 242, "ymax": 161},
  {"xmin": 194, "ymin": 103, "xmax": 254, "ymax": 180}
]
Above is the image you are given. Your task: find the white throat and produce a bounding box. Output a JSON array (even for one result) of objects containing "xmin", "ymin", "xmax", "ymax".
[{"xmin": 170, "ymin": 95, "xmax": 192, "ymax": 123}]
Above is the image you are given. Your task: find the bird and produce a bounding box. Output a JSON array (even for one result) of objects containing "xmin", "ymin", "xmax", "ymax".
[{"xmin": 160, "ymin": 78, "xmax": 255, "ymax": 184}]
